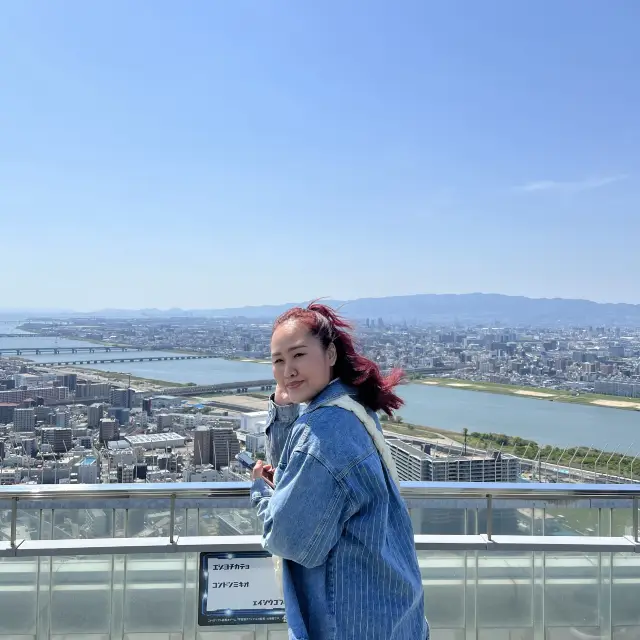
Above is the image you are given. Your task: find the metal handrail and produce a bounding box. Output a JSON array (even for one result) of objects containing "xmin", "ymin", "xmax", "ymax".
[
  {"xmin": 1, "ymin": 480, "xmax": 639, "ymax": 501},
  {"xmin": 2, "ymin": 533, "xmax": 639, "ymax": 559}
]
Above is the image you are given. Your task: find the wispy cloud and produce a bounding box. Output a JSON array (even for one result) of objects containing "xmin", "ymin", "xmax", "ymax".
[{"xmin": 516, "ymin": 174, "xmax": 628, "ymax": 193}]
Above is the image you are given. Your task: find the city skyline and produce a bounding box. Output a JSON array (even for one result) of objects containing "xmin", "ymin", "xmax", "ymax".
[{"xmin": 2, "ymin": 1, "xmax": 639, "ymax": 308}]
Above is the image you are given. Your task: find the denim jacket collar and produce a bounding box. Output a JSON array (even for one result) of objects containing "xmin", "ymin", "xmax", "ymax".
[{"xmin": 304, "ymin": 378, "xmax": 355, "ymax": 414}]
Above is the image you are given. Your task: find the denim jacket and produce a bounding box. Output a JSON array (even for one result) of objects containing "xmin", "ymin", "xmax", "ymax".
[{"xmin": 252, "ymin": 380, "xmax": 428, "ymax": 640}]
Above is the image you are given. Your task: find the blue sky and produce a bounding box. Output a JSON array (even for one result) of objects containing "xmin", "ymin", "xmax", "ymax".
[{"xmin": 1, "ymin": 1, "xmax": 638, "ymax": 310}]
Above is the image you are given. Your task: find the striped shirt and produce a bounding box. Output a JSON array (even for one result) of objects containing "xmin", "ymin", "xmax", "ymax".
[{"xmin": 252, "ymin": 381, "xmax": 428, "ymax": 640}]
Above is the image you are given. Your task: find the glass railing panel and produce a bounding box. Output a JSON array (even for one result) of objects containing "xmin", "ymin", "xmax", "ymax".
[
  {"xmin": 409, "ymin": 499, "xmax": 476, "ymax": 534},
  {"xmin": 611, "ymin": 507, "xmax": 634, "ymax": 537},
  {"xmin": 477, "ymin": 552, "xmax": 533, "ymax": 629},
  {"xmin": 478, "ymin": 631, "xmax": 532, "ymax": 640},
  {"xmin": 418, "ymin": 551, "xmax": 466, "ymax": 630},
  {"xmin": 50, "ymin": 555, "xmax": 112, "ymax": 636},
  {"xmin": 612, "ymin": 553, "xmax": 640, "ymax": 636},
  {"xmin": 0, "ymin": 557, "xmax": 37, "ymax": 636},
  {"xmin": 411, "ymin": 504, "xmax": 538, "ymax": 536},
  {"xmin": 541, "ymin": 505, "xmax": 602, "ymax": 536},
  {"xmin": 125, "ymin": 506, "xmax": 171, "ymax": 537},
  {"xmin": 196, "ymin": 630, "xmax": 289, "ymax": 640},
  {"xmin": 183, "ymin": 551, "xmax": 199, "ymax": 639},
  {"xmin": 0, "ymin": 506, "xmax": 10, "ymax": 543},
  {"xmin": 51, "ymin": 507, "xmax": 117, "ymax": 539},
  {"xmin": 544, "ymin": 552, "xmax": 601, "ymax": 630},
  {"xmin": 197, "ymin": 507, "xmax": 262, "ymax": 536},
  {"xmin": 15, "ymin": 507, "xmax": 51, "ymax": 540},
  {"xmin": 110, "ymin": 554, "xmax": 125, "ymax": 639},
  {"xmin": 196, "ymin": 631, "xmax": 276, "ymax": 640},
  {"xmin": 185, "ymin": 508, "xmax": 200, "ymax": 537},
  {"xmin": 114, "ymin": 509, "xmax": 126, "ymax": 537},
  {"xmin": 408, "ymin": 492, "xmax": 638, "ymax": 539},
  {"xmin": 123, "ymin": 554, "xmax": 186, "ymax": 634}
]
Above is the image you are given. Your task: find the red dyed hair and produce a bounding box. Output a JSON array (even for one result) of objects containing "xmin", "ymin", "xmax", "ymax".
[{"xmin": 273, "ymin": 303, "xmax": 404, "ymax": 416}]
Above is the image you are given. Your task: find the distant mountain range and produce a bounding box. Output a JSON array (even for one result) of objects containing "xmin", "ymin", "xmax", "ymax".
[{"xmin": 5, "ymin": 293, "xmax": 640, "ymax": 326}]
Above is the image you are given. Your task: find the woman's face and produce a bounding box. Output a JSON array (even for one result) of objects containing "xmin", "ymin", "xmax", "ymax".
[{"xmin": 271, "ymin": 319, "xmax": 337, "ymax": 404}]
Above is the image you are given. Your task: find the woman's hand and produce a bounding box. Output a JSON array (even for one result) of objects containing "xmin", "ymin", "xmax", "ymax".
[
  {"xmin": 252, "ymin": 460, "xmax": 275, "ymax": 488},
  {"xmin": 274, "ymin": 384, "xmax": 290, "ymax": 406}
]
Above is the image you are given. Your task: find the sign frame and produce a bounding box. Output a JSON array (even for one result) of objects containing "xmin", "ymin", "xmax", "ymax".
[{"xmin": 198, "ymin": 550, "xmax": 286, "ymax": 627}]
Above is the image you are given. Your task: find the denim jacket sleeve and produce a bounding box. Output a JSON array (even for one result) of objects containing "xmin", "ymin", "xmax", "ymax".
[
  {"xmin": 251, "ymin": 449, "xmax": 348, "ymax": 568},
  {"xmin": 265, "ymin": 394, "xmax": 300, "ymax": 467}
]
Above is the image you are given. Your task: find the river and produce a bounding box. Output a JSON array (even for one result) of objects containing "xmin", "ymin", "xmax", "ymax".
[{"xmin": 1, "ymin": 325, "xmax": 638, "ymax": 452}]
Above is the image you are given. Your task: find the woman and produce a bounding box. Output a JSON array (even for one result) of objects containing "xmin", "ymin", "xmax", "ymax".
[{"xmin": 251, "ymin": 303, "xmax": 428, "ymax": 640}]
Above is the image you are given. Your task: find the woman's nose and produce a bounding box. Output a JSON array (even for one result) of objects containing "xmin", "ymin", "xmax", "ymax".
[{"xmin": 285, "ymin": 362, "xmax": 297, "ymax": 378}]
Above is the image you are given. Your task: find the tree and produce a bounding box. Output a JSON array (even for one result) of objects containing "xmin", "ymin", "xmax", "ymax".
[{"xmin": 254, "ymin": 451, "xmax": 266, "ymax": 461}]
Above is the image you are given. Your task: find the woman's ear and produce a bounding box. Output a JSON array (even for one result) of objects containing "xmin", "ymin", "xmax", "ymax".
[{"xmin": 327, "ymin": 342, "xmax": 337, "ymax": 367}]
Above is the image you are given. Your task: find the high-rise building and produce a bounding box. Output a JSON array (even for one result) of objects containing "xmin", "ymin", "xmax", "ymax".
[
  {"xmin": 0, "ymin": 403, "xmax": 17, "ymax": 425},
  {"xmin": 14, "ymin": 373, "xmax": 42, "ymax": 388},
  {"xmin": 55, "ymin": 386, "xmax": 69, "ymax": 400},
  {"xmin": 77, "ymin": 435, "xmax": 93, "ymax": 449},
  {"xmin": 20, "ymin": 437, "xmax": 38, "ymax": 457},
  {"xmin": 76, "ymin": 382, "xmax": 112, "ymax": 399},
  {"xmin": 193, "ymin": 426, "xmax": 212, "ymax": 465},
  {"xmin": 55, "ymin": 411, "xmax": 70, "ymax": 428},
  {"xmin": 58, "ymin": 374, "xmax": 77, "ymax": 392},
  {"xmin": 157, "ymin": 413, "xmax": 173, "ymax": 429},
  {"xmin": 35, "ymin": 406, "xmax": 54, "ymax": 423},
  {"xmin": 42, "ymin": 427, "xmax": 73, "ymax": 454},
  {"xmin": 107, "ymin": 407, "xmax": 130, "ymax": 427},
  {"xmin": 193, "ymin": 426, "xmax": 241, "ymax": 468},
  {"xmin": 110, "ymin": 388, "xmax": 135, "ymax": 409},
  {"xmin": 88, "ymin": 403, "xmax": 104, "ymax": 428},
  {"xmin": 117, "ymin": 464, "xmax": 135, "ymax": 483},
  {"xmin": 77, "ymin": 457, "xmax": 99, "ymax": 483},
  {"xmin": 13, "ymin": 407, "xmax": 36, "ymax": 432},
  {"xmin": 245, "ymin": 432, "xmax": 266, "ymax": 455},
  {"xmin": 99, "ymin": 418, "xmax": 119, "ymax": 444},
  {"xmin": 211, "ymin": 427, "xmax": 240, "ymax": 470}
]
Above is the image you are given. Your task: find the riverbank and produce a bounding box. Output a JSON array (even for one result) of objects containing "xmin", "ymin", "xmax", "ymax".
[
  {"xmin": 53, "ymin": 365, "xmax": 188, "ymax": 390},
  {"xmin": 419, "ymin": 377, "xmax": 640, "ymax": 412}
]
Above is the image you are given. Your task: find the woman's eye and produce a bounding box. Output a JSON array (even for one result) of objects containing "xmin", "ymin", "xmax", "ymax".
[
  {"xmin": 293, "ymin": 352, "xmax": 304, "ymax": 358},
  {"xmin": 273, "ymin": 358, "xmax": 283, "ymax": 365}
]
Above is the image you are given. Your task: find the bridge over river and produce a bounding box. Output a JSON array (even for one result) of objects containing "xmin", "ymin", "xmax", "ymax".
[
  {"xmin": 0, "ymin": 345, "xmax": 144, "ymax": 355},
  {"xmin": 31, "ymin": 355, "xmax": 218, "ymax": 366}
]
